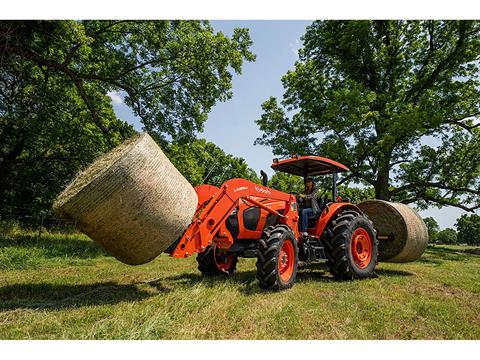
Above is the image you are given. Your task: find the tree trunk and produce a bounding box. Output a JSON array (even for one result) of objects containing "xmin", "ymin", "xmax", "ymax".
[{"xmin": 375, "ymin": 162, "xmax": 391, "ymax": 201}]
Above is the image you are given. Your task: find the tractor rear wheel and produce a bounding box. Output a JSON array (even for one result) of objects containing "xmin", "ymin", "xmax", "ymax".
[
  {"xmin": 323, "ymin": 210, "xmax": 378, "ymax": 280},
  {"xmin": 256, "ymin": 225, "xmax": 299, "ymax": 291},
  {"xmin": 197, "ymin": 245, "xmax": 238, "ymax": 276}
]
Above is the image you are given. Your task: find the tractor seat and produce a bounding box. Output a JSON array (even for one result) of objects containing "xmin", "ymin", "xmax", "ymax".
[{"xmin": 305, "ymin": 197, "xmax": 329, "ymax": 228}]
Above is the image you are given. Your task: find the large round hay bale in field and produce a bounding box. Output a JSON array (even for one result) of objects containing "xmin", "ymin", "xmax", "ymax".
[
  {"xmin": 53, "ymin": 132, "xmax": 198, "ymax": 265},
  {"xmin": 357, "ymin": 200, "xmax": 428, "ymax": 263}
]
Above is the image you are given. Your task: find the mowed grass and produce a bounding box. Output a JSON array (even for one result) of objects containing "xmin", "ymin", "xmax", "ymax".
[{"xmin": 0, "ymin": 230, "xmax": 479, "ymax": 339}]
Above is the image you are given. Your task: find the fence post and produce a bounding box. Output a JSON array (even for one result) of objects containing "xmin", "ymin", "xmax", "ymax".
[{"xmin": 38, "ymin": 213, "xmax": 45, "ymax": 237}]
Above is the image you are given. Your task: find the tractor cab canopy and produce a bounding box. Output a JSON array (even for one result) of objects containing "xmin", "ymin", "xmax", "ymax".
[{"xmin": 271, "ymin": 155, "xmax": 348, "ymax": 177}]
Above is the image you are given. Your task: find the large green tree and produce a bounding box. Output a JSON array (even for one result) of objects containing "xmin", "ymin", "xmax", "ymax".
[
  {"xmin": 166, "ymin": 138, "xmax": 259, "ymax": 187},
  {"xmin": 0, "ymin": 20, "xmax": 254, "ymax": 218},
  {"xmin": 436, "ymin": 228, "xmax": 458, "ymax": 245},
  {"xmin": 256, "ymin": 20, "xmax": 480, "ymax": 212},
  {"xmin": 423, "ymin": 216, "xmax": 440, "ymax": 242},
  {"xmin": 268, "ymin": 173, "xmax": 304, "ymax": 193},
  {"xmin": 456, "ymin": 213, "xmax": 480, "ymax": 245}
]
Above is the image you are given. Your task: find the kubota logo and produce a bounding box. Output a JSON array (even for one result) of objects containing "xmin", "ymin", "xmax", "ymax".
[
  {"xmin": 234, "ymin": 186, "xmax": 248, "ymax": 192},
  {"xmin": 255, "ymin": 186, "xmax": 271, "ymax": 195}
]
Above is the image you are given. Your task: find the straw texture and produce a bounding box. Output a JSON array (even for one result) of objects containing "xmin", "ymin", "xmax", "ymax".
[
  {"xmin": 358, "ymin": 200, "xmax": 428, "ymax": 263},
  {"xmin": 53, "ymin": 132, "xmax": 198, "ymax": 265}
]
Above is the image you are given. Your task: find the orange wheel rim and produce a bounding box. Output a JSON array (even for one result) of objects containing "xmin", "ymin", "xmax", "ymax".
[
  {"xmin": 278, "ymin": 240, "xmax": 294, "ymax": 282},
  {"xmin": 351, "ymin": 227, "xmax": 372, "ymax": 269},
  {"xmin": 214, "ymin": 247, "xmax": 234, "ymax": 272}
]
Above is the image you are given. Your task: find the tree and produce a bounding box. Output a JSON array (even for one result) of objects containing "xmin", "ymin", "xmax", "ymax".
[
  {"xmin": 0, "ymin": 21, "xmax": 255, "ymax": 217},
  {"xmin": 436, "ymin": 228, "xmax": 458, "ymax": 245},
  {"xmin": 165, "ymin": 138, "xmax": 259, "ymax": 187},
  {"xmin": 423, "ymin": 216, "xmax": 440, "ymax": 243},
  {"xmin": 338, "ymin": 186, "xmax": 375, "ymax": 204},
  {"xmin": 0, "ymin": 57, "xmax": 135, "ymax": 220},
  {"xmin": 456, "ymin": 213, "xmax": 480, "ymax": 245},
  {"xmin": 268, "ymin": 172, "xmax": 304, "ymax": 193},
  {"xmin": 256, "ymin": 21, "xmax": 480, "ymax": 212}
]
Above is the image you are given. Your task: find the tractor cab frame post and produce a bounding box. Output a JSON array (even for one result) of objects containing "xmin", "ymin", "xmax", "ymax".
[{"xmin": 332, "ymin": 172, "xmax": 338, "ymax": 202}]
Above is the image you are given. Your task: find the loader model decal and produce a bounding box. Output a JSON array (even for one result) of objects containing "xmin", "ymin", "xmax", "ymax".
[
  {"xmin": 255, "ymin": 186, "xmax": 271, "ymax": 195},
  {"xmin": 234, "ymin": 186, "xmax": 248, "ymax": 193}
]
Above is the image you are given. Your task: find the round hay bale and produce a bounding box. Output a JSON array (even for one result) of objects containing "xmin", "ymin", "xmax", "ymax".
[
  {"xmin": 53, "ymin": 132, "xmax": 198, "ymax": 265},
  {"xmin": 357, "ymin": 200, "xmax": 428, "ymax": 263}
]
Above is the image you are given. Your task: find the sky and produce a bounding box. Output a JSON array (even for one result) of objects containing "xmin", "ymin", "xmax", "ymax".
[{"xmin": 110, "ymin": 20, "xmax": 468, "ymax": 229}]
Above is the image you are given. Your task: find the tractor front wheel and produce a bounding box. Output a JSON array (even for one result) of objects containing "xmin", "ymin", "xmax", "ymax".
[
  {"xmin": 256, "ymin": 225, "xmax": 299, "ymax": 291},
  {"xmin": 197, "ymin": 245, "xmax": 238, "ymax": 276},
  {"xmin": 323, "ymin": 210, "xmax": 378, "ymax": 280}
]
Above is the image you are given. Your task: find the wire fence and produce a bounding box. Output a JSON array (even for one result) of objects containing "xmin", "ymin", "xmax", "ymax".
[{"xmin": 0, "ymin": 205, "xmax": 78, "ymax": 235}]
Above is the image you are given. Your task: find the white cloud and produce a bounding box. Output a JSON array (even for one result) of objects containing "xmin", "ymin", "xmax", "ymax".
[{"xmin": 107, "ymin": 91, "xmax": 124, "ymax": 105}]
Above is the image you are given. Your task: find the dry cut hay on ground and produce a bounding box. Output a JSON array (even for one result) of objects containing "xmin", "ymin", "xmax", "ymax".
[
  {"xmin": 358, "ymin": 200, "xmax": 428, "ymax": 262},
  {"xmin": 54, "ymin": 132, "xmax": 198, "ymax": 265}
]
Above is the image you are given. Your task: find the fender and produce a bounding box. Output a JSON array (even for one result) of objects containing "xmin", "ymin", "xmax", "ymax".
[{"xmin": 314, "ymin": 202, "xmax": 361, "ymax": 236}]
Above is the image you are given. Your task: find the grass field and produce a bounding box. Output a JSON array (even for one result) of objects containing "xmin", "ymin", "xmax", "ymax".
[{"xmin": 1, "ymin": 229, "xmax": 479, "ymax": 339}]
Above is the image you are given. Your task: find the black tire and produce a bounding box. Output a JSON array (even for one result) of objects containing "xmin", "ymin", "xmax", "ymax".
[
  {"xmin": 256, "ymin": 224, "xmax": 299, "ymax": 291},
  {"xmin": 323, "ymin": 209, "xmax": 378, "ymax": 280},
  {"xmin": 197, "ymin": 245, "xmax": 238, "ymax": 276}
]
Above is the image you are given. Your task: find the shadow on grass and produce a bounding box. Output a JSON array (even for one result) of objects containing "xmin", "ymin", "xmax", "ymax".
[
  {"xmin": 0, "ymin": 281, "xmax": 159, "ymax": 311},
  {"xmin": 462, "ymin": 248, "xmax": 480, "ymax": 256},
  {"xmin": 162, "ymin": 262, "xmax": 417, "ymax": 294},
  {"xmin": 423, "ymin": 245, "xmax": 473, "ymax": 264},
  {"xmin": 163, "ymin": 270, "xmax": 267, "ymax": 295},
  {"xmin": 165, "ymin": 270, "xmax": 256, "ymax": 287},
  {"xmin": 0, "ymin": 233, "xmax": 107, "ymax": 259},
  {"xmin": 163, "ymin": 268, "xmax": 346, "ymax": 295},
  {"xmin": 375, "ymin": 268, "xmax": 414, "ymax": 277}
]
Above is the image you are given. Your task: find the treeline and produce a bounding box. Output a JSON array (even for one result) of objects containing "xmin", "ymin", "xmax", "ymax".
[{"xmin": 424, "ymin": 215, "xmax": 480, "ymax": 246}]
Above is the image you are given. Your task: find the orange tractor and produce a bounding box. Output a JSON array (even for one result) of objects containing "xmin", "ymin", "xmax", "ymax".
[{"xmin": 167, "ymin": 155, "xmax": 378, "ymax": 291}]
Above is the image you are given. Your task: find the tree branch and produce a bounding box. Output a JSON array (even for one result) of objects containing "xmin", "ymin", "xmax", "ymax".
[
  {"xmin": 445, "ymin": 112, "xmax": 480, "ymax": 133},
  {"xmin": 406, "ymin": 22, "xmax": 468, "ymax": 104},
  {"xmin": 389, "ymin": 159, "xmax": 411, "ymax": 167},
  {"xmin": 392, "ymin": 181, "xmax": 479, "ymax": 196},
  {"xmin": 330, "ymin": 128, "xmax": 376, "ymax": 186}
]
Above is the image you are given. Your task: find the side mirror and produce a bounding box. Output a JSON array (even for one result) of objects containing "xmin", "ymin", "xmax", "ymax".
[{"xmin": 260, "ymin": 170, "xmax": 268, "ymax": 187}]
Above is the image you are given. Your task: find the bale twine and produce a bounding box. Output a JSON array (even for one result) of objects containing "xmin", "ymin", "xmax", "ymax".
[
  {"xmin": 53, "ymin": 132, "xmax": 198, "ymax": 265},
  {"xmin": 357, "ymin": 200, "xmax": 428, "ymax": 263}
]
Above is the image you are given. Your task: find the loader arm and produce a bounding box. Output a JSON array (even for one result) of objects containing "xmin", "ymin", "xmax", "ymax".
[{"xmin": 170, "ymin": 178, "xmax": 298, "ymax": 258}]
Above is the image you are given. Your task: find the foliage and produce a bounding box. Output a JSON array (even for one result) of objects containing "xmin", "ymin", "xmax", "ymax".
[
  {"xmin": 165, "ymin": 138, "xmax": 259, "ymax": 187},
  {"xmin": 0, "ymin": 220, "xmax": 21, "ymax": 238},
  {"xmin": 256, "ymin": 20, "xmax": 480, "ymax": 212},
  {"xmin": 0, "ymin": 21, "xmax": 255, "ymax": 217},
  {"xmin": 435, "ymin": 228, "xmax": 458, "ymax": 245},
  {"xmin": 338, "ymin": 185, "xmax": 375, "ymax": 204},
  {"xmin": 423, "ymin": 217, "xmax": 440, "ymax": 242},
  {"xmin": 455, "ymin": 213, "xmax": 480, "ymax": 245},
  {"xmin": 268, "ymin": 172, "xmax": 304, "ymax": 193},
  {"xmin": 0, "ymin": 63, "xmax": 136, "ymax": 219}
]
